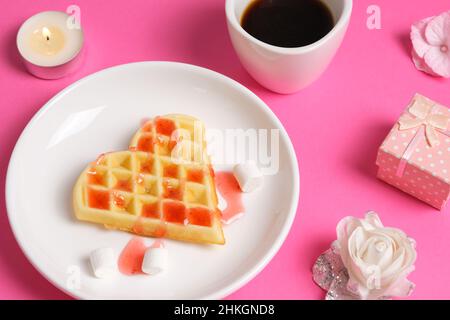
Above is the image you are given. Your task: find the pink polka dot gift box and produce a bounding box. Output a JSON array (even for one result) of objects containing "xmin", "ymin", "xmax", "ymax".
[{"xmin": 376, "ymin": 94, "xmax": 450, "ymax": 210}]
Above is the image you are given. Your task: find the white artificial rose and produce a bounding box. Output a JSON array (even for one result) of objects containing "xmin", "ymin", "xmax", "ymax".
[{"xmin": 335, "ymin": 211, "xmax": 417, "ymax": 300}]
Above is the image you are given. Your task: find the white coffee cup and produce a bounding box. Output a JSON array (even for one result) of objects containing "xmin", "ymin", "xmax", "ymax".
[{"xmin": 225, "ymin": 0, "xmax": 353, "ymax": 94}]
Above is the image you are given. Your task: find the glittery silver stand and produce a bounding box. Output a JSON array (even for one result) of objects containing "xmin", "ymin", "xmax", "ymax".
[{"xmin": 312, "ymin": 242, "xmax": 360, "ymax": 300}]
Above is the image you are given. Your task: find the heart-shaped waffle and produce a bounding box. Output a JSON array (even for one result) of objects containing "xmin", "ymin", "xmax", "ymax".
[{"xmin": 73, "ymin": 114, "xmax": 225, "ymax": 244}]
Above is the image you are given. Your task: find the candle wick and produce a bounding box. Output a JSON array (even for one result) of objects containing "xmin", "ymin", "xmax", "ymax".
[{"xmin": 46, "ymin": 36, "xmax": 50, "ymax": 41}]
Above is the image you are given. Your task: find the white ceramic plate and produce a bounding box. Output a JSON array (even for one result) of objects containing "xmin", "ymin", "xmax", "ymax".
[{"xmin": 6, "ymin": 62, "xmax": 299, "ymax": 299}]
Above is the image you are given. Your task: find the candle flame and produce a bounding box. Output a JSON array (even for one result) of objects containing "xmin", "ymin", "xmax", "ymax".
[{"xmin": 42, "ymin": 27, "xmax": 51, "ymax": 41}]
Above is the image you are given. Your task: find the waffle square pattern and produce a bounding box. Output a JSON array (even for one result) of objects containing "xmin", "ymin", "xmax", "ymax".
[{"xmin": 73, "ymin": 114, "xmax": 225, "ymax": 244}]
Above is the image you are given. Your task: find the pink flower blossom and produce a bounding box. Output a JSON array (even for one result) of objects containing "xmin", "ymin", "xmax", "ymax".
[{"xmin": 410, "ymin": 11, "xmax": 450, "ymax": 78}]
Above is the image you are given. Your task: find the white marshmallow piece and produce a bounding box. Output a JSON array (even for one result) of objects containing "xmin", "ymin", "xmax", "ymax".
[
  {"xmin": 90, "ymin": 247, "xmax": 116, "ymax": 279},
  {"xmin": 233, "ymin": 162, "xmax": 264, "ymax": 193},
  {"xmin": 142, "ymin": 247, "xmax": 168, "ymax": 275}
]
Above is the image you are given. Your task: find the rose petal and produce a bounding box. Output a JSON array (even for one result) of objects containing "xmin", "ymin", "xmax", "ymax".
[
  {"xmin": 388, "ymin": 279, "xmax": 415, "ymax": 297},
  {"xmin": 336, "ymin": 217, "xmax": 359, "ymax": 265},
  {"xmin": 425, "ymin": 12, "xmax": 449, "ymax": 46},
  {"xmin": 364, "ymin": 236, "xmax": 394, "ymax": 269},
  {"xmin": 383, "ymin": 267, "xmax": 416, "ymax": 298},
  {"xmin": 408, "ymin": 237, "xmax": 417, "ymax": 249},
  {"xmin": 349, "ymin": 227, "xmax": 366, "ymax": 253},
  {"xmin": 347, "ymin": 277, "xmax": 370, "ymax": 299},
  {"xmin": 381, "ymin": 248, "xmax": 405, "ymax": 279},
  {"xmin": 401, "ymin": 237, "xmax": 418, "ymax": 268},
  {"xmin": 363, "ymin": 211, "xmax": 383, "ymax": 229},
  {"xmin": 424, "ymin": 46, "xmax": 450, "ymax": 78},
  {"xmin": 348, "ymin": 228, "xmax": 369, "ymax": 272},
  {"xmin": 344, "ymin": 228, "xmax": 374, "ymax": 288}
]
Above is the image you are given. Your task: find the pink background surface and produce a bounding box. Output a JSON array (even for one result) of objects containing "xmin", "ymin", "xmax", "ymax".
[{"xmin": 0, "ymin": 0, "xmax": 449, "ymax": 300}]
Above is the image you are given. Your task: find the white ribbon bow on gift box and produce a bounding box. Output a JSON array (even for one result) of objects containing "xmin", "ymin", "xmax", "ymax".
[
  {"xmin": 399, "ymin": 96, "xmax": 449, "ymax": 147},
  {"xmin": 394, "ymin": 95, "xmax": 450, "ymax": 177}
]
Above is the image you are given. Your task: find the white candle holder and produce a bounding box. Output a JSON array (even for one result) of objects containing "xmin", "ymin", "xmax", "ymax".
[{"xmin": 16, "ymin": 11, "xmax": 84, "ymax": 79}]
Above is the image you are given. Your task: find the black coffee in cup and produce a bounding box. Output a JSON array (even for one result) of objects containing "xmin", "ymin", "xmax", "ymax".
[{"xmin": 241, "ymin": 0, "xmax": 334, "ymax": 48}]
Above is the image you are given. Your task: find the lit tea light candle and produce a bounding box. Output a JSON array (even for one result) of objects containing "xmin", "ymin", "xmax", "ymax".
[{"xmin": 17, "ymin": 11, "xmax": 84, "ymax": 79}]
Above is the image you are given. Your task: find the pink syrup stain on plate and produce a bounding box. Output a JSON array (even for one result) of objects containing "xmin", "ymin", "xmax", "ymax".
[
  {"xmin": 118, "ymin": 237, "xmax": 147, "ymax": 275},
  {"xmin": 118, "ymin": 237, "xmax": 166, "ymax": 275},
  {"xmin": 151, "ymin": 239, "xmax": 164, "ymax": 248},
  {"xmin": 215, "ymin": 171, "xmax": 245, "ymax": 224}
]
